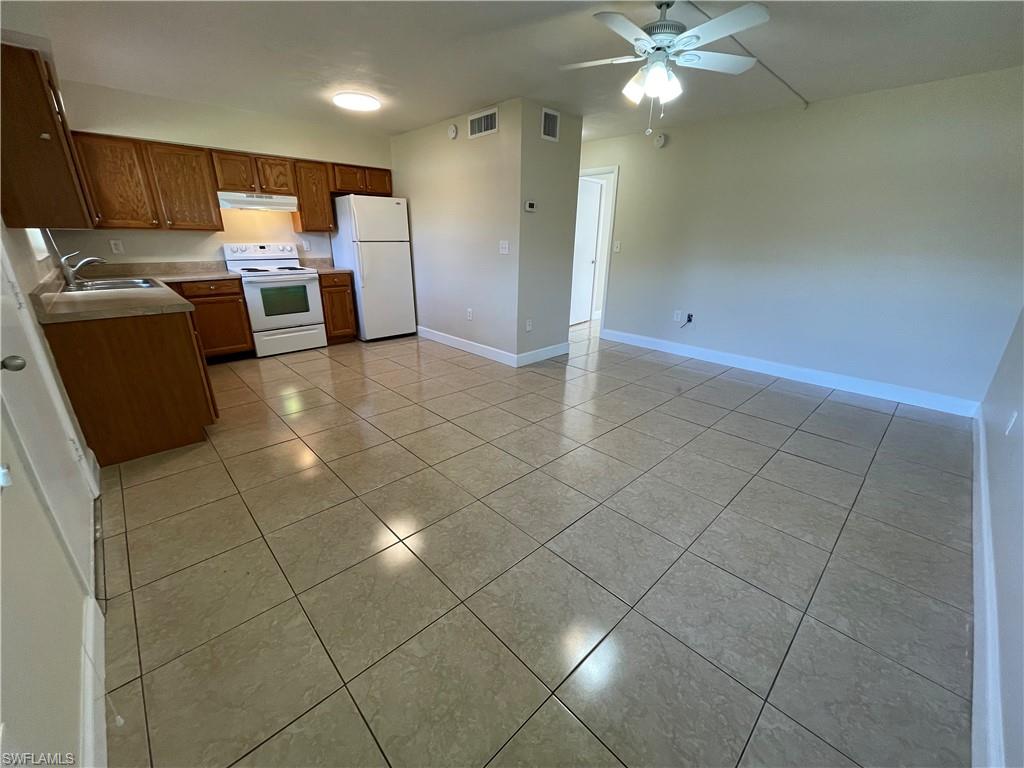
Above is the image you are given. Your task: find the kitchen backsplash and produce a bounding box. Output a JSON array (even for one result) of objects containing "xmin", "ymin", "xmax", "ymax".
[{"xmin": 48, "ymin": 209, "xmax": 332, "ymax": 265}]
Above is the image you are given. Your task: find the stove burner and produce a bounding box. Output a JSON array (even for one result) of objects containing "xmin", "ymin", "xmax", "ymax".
[{"xmin": 240, "ymin": 267, "xmax": 269, "ymax": 272}]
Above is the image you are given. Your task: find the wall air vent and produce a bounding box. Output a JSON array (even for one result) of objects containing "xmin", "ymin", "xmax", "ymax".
[
  {"xmin": 468, "ymin": 108, "xmax": 498, "ymax": 139},
  {"xmin": 541, "ymin": 108, "xmax": 560, "ymax": 142}
]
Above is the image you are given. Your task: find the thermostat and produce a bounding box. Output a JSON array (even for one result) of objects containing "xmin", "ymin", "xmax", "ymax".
[{"xmin": 524, "ymin": 200, "xmax": 537, "ymax": 212}]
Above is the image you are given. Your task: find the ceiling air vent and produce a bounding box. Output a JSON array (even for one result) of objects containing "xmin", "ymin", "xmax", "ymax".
[
  {"xmin": 468, "ymin": 108, "xmax": 498, "ymax": 139},
  {"xmin": 541, "ymin": 108, "xmax": 560, "ymax": 142}
]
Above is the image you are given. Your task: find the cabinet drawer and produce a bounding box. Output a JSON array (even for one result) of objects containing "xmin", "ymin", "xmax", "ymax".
[
  {"xmin": 319, "ymin": 272, "xmax": 352, "ymax": 288},
  {"xmin": 180, "ymin": 278, "xmax": 242, "ymax": 298}
]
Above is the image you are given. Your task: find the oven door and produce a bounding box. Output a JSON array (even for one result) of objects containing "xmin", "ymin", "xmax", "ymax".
[{"xmin": 242, "ymin": 275, "xmax": 324, "ymax": 332}]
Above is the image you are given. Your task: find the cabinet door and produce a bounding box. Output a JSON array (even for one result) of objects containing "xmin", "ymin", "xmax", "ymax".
[
  {"xmin": 1, "ymin": 44, "xmax": 94, "ymax": 229},
  {"xmin": 255, "ymin": 157, "xmax": 296, "ymax": 195},
  {"xmin": 147, "ymin": 142, "xmax": 223, "ymax": 231},
  {"xmin": 332, "ymin": 164, "xmax": 366, "ymax": 193},
  {"xmin": 365, "ymin": 168, "xmax": 392, "ymax": 196},
  {"xmin": 212, "ymin": 150, "xmax": 257, "ymax": 192},
  {"xmin": 293, "ymin": 161, "xmax": 334, "ymax": 232},
  {"xmin": 322, "ymin": 285, "xmax": 356, "ymax": 340},
  {"xmin": 74, "ymin": 132, "xmax": 161, "ymax": 228},
  {"xmin": 190, "ymin": 295, "xmax": 254, "ymax": 356}
]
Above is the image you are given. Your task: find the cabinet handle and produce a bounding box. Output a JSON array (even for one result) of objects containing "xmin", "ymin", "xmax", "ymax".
[
  {"xmin": 151, "ymin": 219, "xmax": 157, "ymax": 224},
  {"xmin": 250, "ymin": 184, "xmax": 256, "ymax": 190},
  {"xmin": 166, "ymin": 220, "xmax": 172, "ymax": 226}
]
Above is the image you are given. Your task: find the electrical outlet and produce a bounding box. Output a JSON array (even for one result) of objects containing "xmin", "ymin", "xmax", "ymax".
[
  {"xmin": 109, "ymin": 239, "xmax": 124, "ymax": 255},
  {"xmin": 466, "ymin": 308, "xmax": 473, "ymax": 321},
  {"xmin": 301, "ymin": 239, "xmax": 311, "ymax": 252},
  {"xmin": 672, "ymin": 310, "xmax": 682, "ymax": 322},
  {"xmin": 526, "ymin": 319, "xmax": 533, "ymax": 332},
  {"xmin": 613, "ymin": 240, "xmax": 621, "ymax": 253},
  {"xmin": 499, "ymin": 240, "xmax": 510, "ymax": 255}
]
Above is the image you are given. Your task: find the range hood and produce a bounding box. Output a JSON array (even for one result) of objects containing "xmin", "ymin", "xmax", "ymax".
[{"xmin": 217, "ymin": 191, "xmax": 298, "ymax": 212}]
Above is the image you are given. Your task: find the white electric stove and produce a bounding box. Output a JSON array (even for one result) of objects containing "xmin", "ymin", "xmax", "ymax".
[{"xmin": 224, "ymin": 243, "xmax": 327, "ymax": 357}]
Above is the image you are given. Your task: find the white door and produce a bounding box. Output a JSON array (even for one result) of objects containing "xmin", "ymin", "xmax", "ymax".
[
  {"xmin": 1, "ymin": 249, "xmax": 97, "ymax": 586},
  {"xmin": 355, "ymin": 241, "xmax": 416, "ymax": 340},
  {"xmin": 570, "ymin": 178, "xmax": 602, "ymax": 325},
  {"xmin": 351, "ymin": 196, "xmax": 409, "ymax": 241}
]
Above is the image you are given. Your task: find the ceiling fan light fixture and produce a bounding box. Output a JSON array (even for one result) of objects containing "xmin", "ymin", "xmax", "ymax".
[
  {"xmin": 332, "ymin": 92, "xmax": 381, "ymax": 112},
  {"xmin": 659, "ymin": 70, "xmax": 683, "ymax": 103},
  {"xmin": 622, "ymin": 67, "xmax": 646, "ymax": 104},
  {"xmin": 644, "ymin": 60, "xmax": 669, "ymax": 97}
]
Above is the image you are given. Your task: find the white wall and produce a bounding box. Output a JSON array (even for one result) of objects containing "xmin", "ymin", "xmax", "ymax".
[
  {"xmin": 49, "ymin": 210, "xmax": 331, "ymax": 265},
  {"xmin": 581, "ymin": 66, "xmax": 1023, "ymax": 406},
  {"xmin": 391, "ymin": 99, "xmax": 524, "ymax": 354},
  {"xmin": 62, "ymin": 80, "xmax": 392, "ymax": 168},
  {"xmin": 517, "ymin": 101, "xmax": 583, "ymax": 354},
  {"xmin": 976, "ymin": 309, "xmax": 1023, "ymax": 768}
]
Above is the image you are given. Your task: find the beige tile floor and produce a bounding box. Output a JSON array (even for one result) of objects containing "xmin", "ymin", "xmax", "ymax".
[{"xmin": 99, "ymin": 321, "xmax": 974, "ymax": 768}]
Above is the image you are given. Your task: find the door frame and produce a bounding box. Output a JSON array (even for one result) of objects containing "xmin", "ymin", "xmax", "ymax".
[{"xmin": 579, "ymin": 166, "xmax": 618, "ymax": 334}]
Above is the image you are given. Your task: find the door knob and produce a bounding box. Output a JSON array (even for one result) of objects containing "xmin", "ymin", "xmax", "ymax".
[{"xmin": 2, "ymin": 356, "xmax": 27, "ymax": 371}]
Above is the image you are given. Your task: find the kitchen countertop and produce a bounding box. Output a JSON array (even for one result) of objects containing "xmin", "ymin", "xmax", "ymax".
[
  {"xmin": 31, "ymin": 272, "xmax": 194, "ymax": 325},
  {"xmin": 31, "ymin": 263, "xmax": 355, "ymax": 324}
]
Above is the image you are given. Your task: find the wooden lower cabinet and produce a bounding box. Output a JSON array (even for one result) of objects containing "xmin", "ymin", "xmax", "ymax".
[
  {"xmin": 320, "ymin": 272, "xmax": 357, "ymax": 343},
  {"xmin": 42, "ymin": 311, "xmax": 216, "ymax": 465},
  {"xmin": 175, "ymin": 279, "xmax": 253, "ymax": 357}
]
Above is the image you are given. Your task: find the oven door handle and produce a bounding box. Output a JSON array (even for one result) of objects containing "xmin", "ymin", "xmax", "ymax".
[{"xmin": 242, "ymin": 274, "xmax": 320, "ymax": 285}]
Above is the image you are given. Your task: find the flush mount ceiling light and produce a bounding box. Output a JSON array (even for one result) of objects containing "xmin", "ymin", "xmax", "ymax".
[{"xmin": 332, "ymin": 92, "xmax": 381, "ymax": 111}]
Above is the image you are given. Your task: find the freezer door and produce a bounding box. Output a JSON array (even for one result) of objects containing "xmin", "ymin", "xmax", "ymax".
[
  {"xmin": 351, "ymin": 196, "xmax": 409, "ymax": 241},
  {"xmin": 354, "ymin": 241, "xmax": 416, "ymax": 340}
]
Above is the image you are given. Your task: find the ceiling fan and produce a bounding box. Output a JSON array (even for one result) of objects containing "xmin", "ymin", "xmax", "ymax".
[{"xmin": 564, "ymin": 1, "xmax": 769, "ymax": 105}]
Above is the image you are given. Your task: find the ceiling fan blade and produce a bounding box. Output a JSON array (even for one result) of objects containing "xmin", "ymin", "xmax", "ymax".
[
  {"xmin": 594, "ymin": 12, "xmax": 655, "ymax": 51},
  {"xmin": 561, "ymin": 55, "xmax": 645, "ymax": 71},
  {"xmin": 669, "ymin": 3, "xmax": 769, "ymax": 51},
  {"xmin": 672, "ymin": 50, "xmax": 757, "ymax": 75}
]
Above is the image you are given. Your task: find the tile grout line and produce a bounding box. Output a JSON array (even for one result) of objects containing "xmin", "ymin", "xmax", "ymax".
[{"xmin": 730, "ymin": 402, "xmax": 899, "ymax": 767}]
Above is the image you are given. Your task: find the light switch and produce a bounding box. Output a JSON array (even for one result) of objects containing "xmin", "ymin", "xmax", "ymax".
[
  {"xmin": 499, "ymin": 240, "xmax": 510, "ymax": 255},
  {"xmin": 612, "ymin": 240, "xmax": 621, "ymax": 253},
  {"xmin": 109, "ymin": 239, "xmax": 124, "ymax": 255}
]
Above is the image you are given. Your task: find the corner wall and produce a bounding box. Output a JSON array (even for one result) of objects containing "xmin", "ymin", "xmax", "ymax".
[
  {"xmin": 517, "ymin": 101, "xmax": 583, "ymax": 355},
  {"xmin": 975, "ymin": 309, "xmax": 1023, "ymax": 768},
  {"xmin": 391, "ymin": 99, "xmax": 524, "ymax": 355},
  {"xmin": 580, "ymin": 66, "xmax": 1023, "ymax": 408}
]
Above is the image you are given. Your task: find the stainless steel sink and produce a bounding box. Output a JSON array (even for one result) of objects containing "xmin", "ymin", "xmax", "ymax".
[{"xmin": 63, "ymin": 278, "xmax": 161, "ymax": 292}]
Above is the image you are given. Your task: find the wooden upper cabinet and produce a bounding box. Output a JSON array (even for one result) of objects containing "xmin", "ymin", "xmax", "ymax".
[
  {"xmin": 74, "ymin": 132, "xmax": 161, "ymax": 229},
  {"xmin": 332, "ymin": 164, "xmax": 366, "ymax": 194},
  {"xmin": 293, "ymin": 161, "xmax": 333, "ymax": 232},
  {"xmin": 1, "ymin": 44, "xmax": 95, "ymax": 229},
  {"xmin": 212, "ymin": 150, "xmax": 257, "ymax": 192},
  {"xmin": 255, "ymin": 157, "xmax": 296, "ymax": 195},
  {"xmin": 146, "ymin": 142, "xmax": 223, "ymax": 231},
  {"xmin": 365, "ymin": 168, "xmax": 393, "ymax": 196}
]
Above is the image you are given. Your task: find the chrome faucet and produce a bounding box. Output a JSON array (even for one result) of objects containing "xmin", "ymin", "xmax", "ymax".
[{"xmin": 60, "ymin": 253, "xmax": 107, "ymax": 287}]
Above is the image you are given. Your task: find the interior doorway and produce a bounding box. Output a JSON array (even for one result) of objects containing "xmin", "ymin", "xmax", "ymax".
[{"xmin": 569, "ymin": 166, "xmax": 617, "ymax": 333}]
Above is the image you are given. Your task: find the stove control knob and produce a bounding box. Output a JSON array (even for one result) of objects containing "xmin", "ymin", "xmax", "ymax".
[
  {"xmin": 285, "ymin": 245, "xmax": 293, "ymax": 252},
  {"xmin": 240, "ymin": 246, "xmax": 248, "ymax": 252},
  {"xmin": 230, "ymin": 246, "xmax": 238, "ymax": 253}
]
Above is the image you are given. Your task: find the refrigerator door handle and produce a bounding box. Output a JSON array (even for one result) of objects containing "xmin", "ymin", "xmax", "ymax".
[{"xmin": 356, "ymin": 251, "xmax": 365, "ymax": 289}]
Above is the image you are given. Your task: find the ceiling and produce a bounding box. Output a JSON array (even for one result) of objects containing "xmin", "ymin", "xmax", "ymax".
[{"xmin": 9, "ymin": 1, "xmax": 1023, "ymax": 141}]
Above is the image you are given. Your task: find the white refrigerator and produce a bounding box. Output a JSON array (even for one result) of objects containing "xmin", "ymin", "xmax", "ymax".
[{"xmin": 331, "ymin": 195, "xmax": 417, "ymax": 341}]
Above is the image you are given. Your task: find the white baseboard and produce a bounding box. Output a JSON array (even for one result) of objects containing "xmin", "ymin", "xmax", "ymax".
[
  {"xmin": 80, "ymin": 597, "xmax": 106, "ymax": 768},
  {"xmin": 417, "ymin": 326, "xmax": 568, "ymax": 368},
  {"xmin": 600, "ymin": 328, "xmax": 980, "ymax": 417},
  {"xmin": 516, "ymin": 341, "xmax": 571, "ymax": 366},
  {"xmin": 972, "ymin": 416, "xmax": 1004, "ymax": 768}
]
